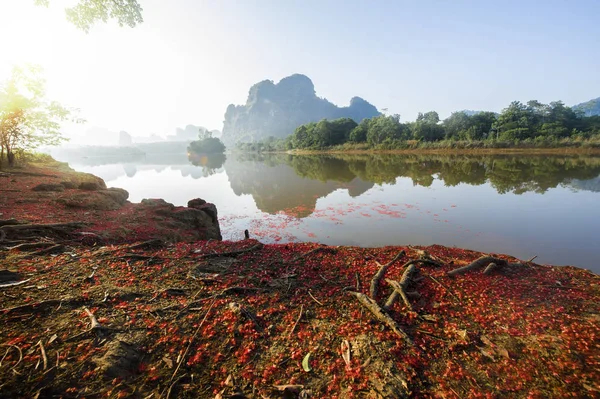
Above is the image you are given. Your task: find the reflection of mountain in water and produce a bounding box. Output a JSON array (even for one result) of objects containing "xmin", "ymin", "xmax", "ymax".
[
  {"xmin": 567, "ymin": 176, "xmax": 600, "ymax": 192},
  {"xmin": 225, "ymin": 155, "xmax": 374, "ymax": 217}
]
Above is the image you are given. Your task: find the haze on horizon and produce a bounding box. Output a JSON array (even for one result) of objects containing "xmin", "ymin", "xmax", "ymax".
[{"xmin": 0, "ymin": 0, "xmax": 598, "ymax": 145}]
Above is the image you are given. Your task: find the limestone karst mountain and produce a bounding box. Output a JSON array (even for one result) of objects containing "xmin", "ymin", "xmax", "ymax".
[{"xmin": 221, "ymin": 74, "xmax": 380, "ymax": 144}]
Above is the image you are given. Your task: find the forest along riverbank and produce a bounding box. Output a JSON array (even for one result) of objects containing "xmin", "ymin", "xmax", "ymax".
[{"xmin": 0, "ymin": 159, "xmax": 599, "ymax": 398}]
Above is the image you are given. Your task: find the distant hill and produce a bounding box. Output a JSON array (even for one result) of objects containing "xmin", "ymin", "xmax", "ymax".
[
  {"xmin": 573, "ymin": 97, "xmax": 600, "ymax": 116},
  {"xmin": 221, "ymin": 74, "xmax": 380, "ymax": 145}
]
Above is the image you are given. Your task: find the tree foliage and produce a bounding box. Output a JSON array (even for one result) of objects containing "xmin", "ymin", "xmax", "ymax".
[
  {"xmin": 266, "ymin": 99, "xmax": 600, "ymax": 151},
  {"xmin": 188, "ymin": 130, "xmax": 226, "ymax": 154},
  {"xmin": 34, "ymin": 0, "xmax": 143, "ymax": 32},
  {"xmin": 0, "ymin": 65, "xmax": 83, "ymax": 167}
]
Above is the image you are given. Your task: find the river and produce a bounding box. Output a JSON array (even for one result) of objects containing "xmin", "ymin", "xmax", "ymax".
[{"xmin": 56, "ymin": 151, "xmax": 600, "ymax": 273}]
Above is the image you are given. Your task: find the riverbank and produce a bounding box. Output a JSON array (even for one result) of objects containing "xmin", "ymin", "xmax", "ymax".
[
  {"xmin": 286, "ymin": 146, "xmax": 600, "ymax": 156},
  {"xmin": 0, "ymin": 160, "xmax": 598, "ymax": 398}
]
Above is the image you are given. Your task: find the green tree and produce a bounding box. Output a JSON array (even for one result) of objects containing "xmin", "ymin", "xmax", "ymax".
[
  {"xmin": 0, "ymin": 65, "xmax": 82, "ymax": 167},
  {"xmin": 34, "ymin": 0, "xmax": 143, "ymax": 32},
  {"xmin": 366, "ymin": 114, "xmax": 407, "ymax": 146},
  {"xmin": 188, "ymin": 136, "xmax": 226, "ymax": 154}
]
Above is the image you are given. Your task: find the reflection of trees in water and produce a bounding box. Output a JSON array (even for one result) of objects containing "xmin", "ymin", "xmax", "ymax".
[
  {"xmin": 187, "ymin": 152, "xmax": 227, "ymax": 178},
  {"xmin": 275, "ymin": 154, "xmax": 600, "ymax": 195},
  {"xmin": 225, "ymin": 153, "xmax": 600, "ymax": 217}
]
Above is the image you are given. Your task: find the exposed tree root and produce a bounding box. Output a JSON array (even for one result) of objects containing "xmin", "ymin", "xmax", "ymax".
[
  {"xmin": 6, "ymin": 242, "xmax": 57, "ymax": 251},
  {"xmin": 0, "ymin": 219, "xmax": 23, "ymax": 227},
  {"xmin": 22, "ymin": 244, "xmax": 65, "ymax": 258},
  {"xmin": 370, "ymin": 250, "xmax": 405, "ymax": 299},
  {"xmin": 1, "ymin": 222, "xmax": 86, "ymax": 241},
  {"xmin": 195, "ymin": 243, "xmax": 264, "ymax": 259},
  {"xmin": 447, "ymin": 256, "xmax": 523, "ymax": 277},
  {"xmin": 347, "ymin": 291, "xmax": 413, "ymax": 346}
]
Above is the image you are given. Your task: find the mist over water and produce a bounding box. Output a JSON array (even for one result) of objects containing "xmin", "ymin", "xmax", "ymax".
[{"xmin": 55, "ymin": 152, "xmax": 600, "ymax": 273}]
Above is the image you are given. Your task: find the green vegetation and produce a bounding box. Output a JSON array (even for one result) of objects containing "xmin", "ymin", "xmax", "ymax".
[
  {"xmin": 188, "ymin": 130, "xmax": 226, "ymax": 154},
  {"xmin": 238, "ymin": 100, "xmax": 600, "ymax": 152},
  {"xmin": 0, "ymin": 65, "xmax": 83, "ymax": 168},
  {"xmin": 34, "ymin": 0, "xmax": 143, "ymax": 32}
]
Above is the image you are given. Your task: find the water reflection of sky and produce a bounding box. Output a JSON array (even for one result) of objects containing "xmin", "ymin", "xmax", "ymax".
[{"xmin": 68, "ymin": 156, "xmax": 600, "ymax": 273}]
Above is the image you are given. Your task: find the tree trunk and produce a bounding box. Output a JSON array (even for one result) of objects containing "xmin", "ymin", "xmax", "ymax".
[{"xmin": 7, "ymin": 149, "xmax": 15, "ymax": 167}]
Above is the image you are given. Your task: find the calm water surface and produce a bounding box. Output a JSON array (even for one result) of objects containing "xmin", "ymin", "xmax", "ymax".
[{"xmin": 58, "ymin": 152, "xmax": 600, "ymax": 273}]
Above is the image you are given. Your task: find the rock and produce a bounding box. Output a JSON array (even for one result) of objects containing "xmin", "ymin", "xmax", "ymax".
[
  {"xmin": 187, "ymin": 198, "xmax": 207, "ymax": 208},
  {"xmin": 60, "ymin": 181, "xmax": 78, "ymax": 189},
  {"xmin": 56, "ymin": 188, "xmax": 130, "ymax": 211},
  {"xmin": 94, "ymin": 334, "xmax": 143, "ymax": 378},
  {"xmin": 141, "ymin": 198, "xmax": 222, "ymax": 241},
  {"xmin": 77, "ymin": 175, "xmax": 107, "ymax": 191},
  {"xmin": 140, "ymin": 198, "xmax": 173, "ymax": 208},
  {"xmin": 32, "ymin": 183, "xmax": 64, "ymax": 192}
]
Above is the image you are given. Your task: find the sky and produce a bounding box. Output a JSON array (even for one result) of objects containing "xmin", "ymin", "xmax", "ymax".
[{"xmin": 0, "ymin": 0, "xmax": 599, "ymax": 144}]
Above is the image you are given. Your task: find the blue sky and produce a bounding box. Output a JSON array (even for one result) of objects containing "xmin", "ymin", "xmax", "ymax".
[{"xmin": 0, "ymin": 0, "xmax": 598, "ymax": 141}]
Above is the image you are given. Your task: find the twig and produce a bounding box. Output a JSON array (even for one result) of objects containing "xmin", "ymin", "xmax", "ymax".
[
  {"xmin": 426, "ymin": 274, "xmax": 459, "ymax": 301},
  {"xmin": 0, "ymin": 344, "xmax": 23, "ymax": 371},
  {"xmin": 165, "ymin": 373, "xmax": 188, "ymax": 399},
  {"xmin": 308, "ymin": 290, "xmax": 323, "ymax": 306},
  {"xmin": 0, "ymin": 279, "xmax": 31, "ymax": 289},
  {"xmin": 370, "ymin": 250, "xmax": 405, "ymax": 298},
  {"xmin": 288, "ymin": 305, "xmax": 303, "ymax": 337},
  {"xmin": 84, "ymin": 307, "xmax": 101, "ymax": 330},
  {"xmin": 38, "ymin": 340, "xmax": 48, "ymax": 370},
  {"xmin": 526, "ymin": 255, "xmax": 538, "ymax": 263}
]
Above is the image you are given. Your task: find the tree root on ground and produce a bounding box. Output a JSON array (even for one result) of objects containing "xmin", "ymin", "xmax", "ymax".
[
  {"xmin": 447, "ymin": 256, "xmax": 523, "ymax": 277},
  {"xmin": 370, "ymin": 250, "xmax": 406, "ymax": 299},
  {"xmin": 347, "ymin": 291, "xmax": 413, "ymax": 346}
]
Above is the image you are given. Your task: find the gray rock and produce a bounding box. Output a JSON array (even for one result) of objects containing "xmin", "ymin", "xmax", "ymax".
[{"xmin": 32, "ymin": 183, "xmax": 64, "ymax": 192}]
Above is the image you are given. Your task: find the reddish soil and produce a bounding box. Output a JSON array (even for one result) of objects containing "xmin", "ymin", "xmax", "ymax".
[{"xmin": 0, "ymin": 161, "xmax": 598, "ymax": 398}]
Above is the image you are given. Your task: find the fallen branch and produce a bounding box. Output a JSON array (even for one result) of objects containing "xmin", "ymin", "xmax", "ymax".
[
  {"xmin": 308, "ymin": 290, "xmax": 323, "ymax": 306},
  {"xmin": 83, "ymin": 307, "xmax": 102, "ymax": 330},
  {"xmin": 385, "ymin": 279, "xmax": 414, "ymax": 311},
  {"xmin": 37, "ymin": 340, "xmax": 48, "ymax": 370},
  {"xmin": 347, "ymin": 291, "xmax": 413, "ymax": 346},
  {"xmin": 370, "ymin": 250, "xmax": 405, "ymax": 299}
]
